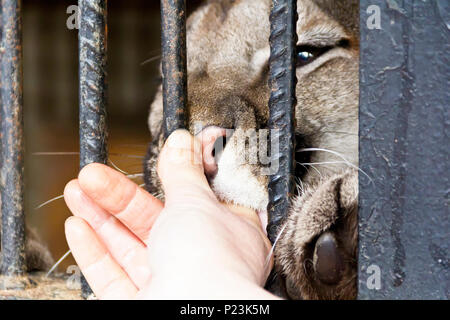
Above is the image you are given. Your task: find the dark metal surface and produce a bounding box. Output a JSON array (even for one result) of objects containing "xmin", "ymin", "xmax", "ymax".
[
  {"xmin": 359, "ymin": 0, "xmax": 449, "ymax": 299},
  {"xmin": 79, "ymin": 0, "xmax": 108, "ymax": 168},
  {"xmin": 266, "ymin": 0, "xmax": 297, "ymax": 244},
  {"xmin": 78, "ymin": 0, "xmax": 108, "ymax": 297},
  {"xmin": 0, "ymin": 0, "xmax": 26, "ymax": 276},
  {"xmin": 160, "ymin": 0, "xmax": 187, "ymax": 139}
]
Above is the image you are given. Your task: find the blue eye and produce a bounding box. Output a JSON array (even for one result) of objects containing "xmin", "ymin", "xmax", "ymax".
[
  {"xmin": 297, "ymin": 51, "xmax": 314, "ymax": 62},
  {"xmin": 296, "ymin": 45, "xmax": 332, "ymax": 67}
]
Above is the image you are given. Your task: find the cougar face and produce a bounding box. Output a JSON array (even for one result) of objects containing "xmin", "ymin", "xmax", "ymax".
[{"xmin": 145, "ymin": 0, "xmax": 359, "ymax": 299}]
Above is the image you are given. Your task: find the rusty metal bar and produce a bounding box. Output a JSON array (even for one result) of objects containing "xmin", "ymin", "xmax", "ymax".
[
  {"xmin": 160, "ymin": 0, "xmax": 187, "ymax": 139},
  {"xmin": 0, "ymin": 0, "xmax": 26, "ymax": 277},
  {"xmin": 266, "ymin": 0, "xmax": 297, "ymax": 244},
  {"xmin": 79, "ymin": 0, "xmax": 108, "ymax": 167},
  {"xmin": 78, "ymin": 0, "xmax": 108, "ymax": 297}
]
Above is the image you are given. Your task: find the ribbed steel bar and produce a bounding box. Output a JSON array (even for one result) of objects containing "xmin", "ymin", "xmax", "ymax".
[
  {"xmin": 0, "ymin": 0, "xmax": 26, "ymax": 277},
  {"xmin": 79, "ymin": 0, "xmax": 108, "ymax": 167},
  {"xmin": 160, "ymin": 0, "xmax": 187, "ymax": 138},
  {"xmin": 78, "ymin": 0, "xmax": 108, "ymax": 297},
  {"xmin": 267, "ymin": 0, "xmax": 297, "ymax": 244}
]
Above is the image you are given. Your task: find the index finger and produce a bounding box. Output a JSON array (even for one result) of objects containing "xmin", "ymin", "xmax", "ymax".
[{"xmin": 78, "ymin": 163, "xmax": 164, "ymax": 241}]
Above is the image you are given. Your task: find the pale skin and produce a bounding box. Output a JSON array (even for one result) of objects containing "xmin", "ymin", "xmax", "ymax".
[{"xmin": 64, "ymin": 130, "xmax": 278, "ymax": 299}]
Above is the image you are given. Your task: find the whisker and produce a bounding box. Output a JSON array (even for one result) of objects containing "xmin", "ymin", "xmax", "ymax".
[
  {"xmin": 35, "ymin": 194, "xmax": 64, "ymax": 210},
  {"xmin": 295, "ymin": 176, "xmax": 304, "ymax": 195},
  {"xmin": 109, "ymin": 153, "xmax": 145, "ymax": 159},
  {"xmin": 46, "ymin": 249, "xmax": 72, "ymax": 277},
  {"xmin": 297, "ymin": 161, "xmax": 322, "ymax": 179},
  {"xmin": 122, "ymin": 162, "xmax": 146, "ymax": 166},
  {"xmin": 296, "ymin": 162, "xmax": 310, "ymax": 174},
  {"xmin": 322, "ymin": 131, "xmax": 358, "ymax": 136},
  {"xmin": 127, "ymin": 173, "xmax": 144, "ymax": 179},
  {"xmin": 264, "ymin": 224, "xmax": 287, "ymax": 272},
  {"xmin": 297, "ymin": 147, "xmax": 349, "ymax": 160},
  {"xmin": 118, "ymin": 164, "xmax": 147, "ymax": 170},
  {"xmin": 307, "ymin": 163, "xmax": 322, "ymax": 178},
  {"xmin": 297, "ymin": 147, "xmax": 373, "ymax": 182},
  {"xmin": 33, "ymin": 151, "xmax": 146, "ymax": 160},
  {"xmin": 33, "ymin": 152, "xmax": 79, "ymax": 156},
  {"xmin": 115, "ymin": 143, "xmax": 148, "ymax": 148},
  {"xmin": 108, "ymin": 159, "xmax": 129, "ymax": 175},
  {"xmin": 140, "ymin": 55, "xmax": 161, "ymax": 66},
  {"xmin": 303, "ymin": 161, "xmax": 372, "ymax": 183},
  {"xmin": 302, "ymin": 161, "xmax": 347, "ymax": 165}
]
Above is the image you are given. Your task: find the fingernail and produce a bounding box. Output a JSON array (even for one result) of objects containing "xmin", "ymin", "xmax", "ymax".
[
  {"xmin": 166, "ymin": 129, "xmax": 192, "ymax": 148},
  {"xmin": 164, "ymin": 130, "xmax": 202, "ymax": 166}
]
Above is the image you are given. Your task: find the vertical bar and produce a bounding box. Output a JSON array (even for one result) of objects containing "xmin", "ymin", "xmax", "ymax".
[
  {"xmin": 0, "ymin": 0, "xmax": 26, "ymax": 278},
  {"xmin": 266, "ymin": 0, "xmax": 297, "ymax": 244},
  {"xmin": 160, "ymin": 0, "xmax": 187, "ymax": 139},
  {"xmin": 78, "ymin": 0, "xmax": 108, "ymax": 297},
  {"xmin": 359, "ymin": 0, "xmax": 448, "ymax": 299}
]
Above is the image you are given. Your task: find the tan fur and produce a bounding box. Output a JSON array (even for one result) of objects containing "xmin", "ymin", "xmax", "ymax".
[{"xmin": 145, "ymin": 0, "xmax": 359, "ymax": 299}]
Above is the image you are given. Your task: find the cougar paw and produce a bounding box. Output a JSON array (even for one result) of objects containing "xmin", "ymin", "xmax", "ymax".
[{"xmin": 274, "ymin": 170, "xmax": 358, "ymax": 300}]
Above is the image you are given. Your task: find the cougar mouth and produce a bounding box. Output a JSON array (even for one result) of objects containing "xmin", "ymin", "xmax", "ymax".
[{"xmin": 209, "ymin": 132, "xmax": 312, "ymax": 235}]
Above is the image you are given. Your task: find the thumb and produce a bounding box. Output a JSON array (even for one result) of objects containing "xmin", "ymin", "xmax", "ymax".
[{"xmin": 157, "ymin": 130, "xmax": 214, "ymax": 202}]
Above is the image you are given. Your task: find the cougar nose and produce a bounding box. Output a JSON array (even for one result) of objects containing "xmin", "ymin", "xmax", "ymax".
[{"xmin": 196, "ymin": 126, "xmax": 228, "ymax": 179}]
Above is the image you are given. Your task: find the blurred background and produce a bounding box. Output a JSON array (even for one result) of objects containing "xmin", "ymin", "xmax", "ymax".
[{"xmin": 23, "ymin": 0, "xmax": 201, "ymax": 271}]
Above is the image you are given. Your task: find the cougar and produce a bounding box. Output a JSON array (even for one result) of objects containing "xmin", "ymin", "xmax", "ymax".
[{"xmin": 145, "ymin": 0, "xmax": 359, "ymax": 300}]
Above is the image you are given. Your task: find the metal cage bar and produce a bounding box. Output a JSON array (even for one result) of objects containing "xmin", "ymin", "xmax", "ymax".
[
  {"xmin": 0, "ymin": 0, "xmax": 26, "ymax": 277},
  {"xmin": 266, "ymin": 0, "xmax": 297, "ymax": 244},
  {"xmin": 79, "ymin": 0, "xmax": 108, "ymax": 168},
  {"xmin": 78, "ymin": 0, "xmax": 108, "ymax": 297},
  {"xmin": 160, "ymin": 0, "xmax": 187, "ymax": 139},
  {"xmin": 358, "ymin": 0, "xmax": 448, "ymax": 299}
]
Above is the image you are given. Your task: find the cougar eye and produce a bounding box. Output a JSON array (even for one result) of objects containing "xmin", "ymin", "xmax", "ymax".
[{"xmin": 295, "ymin": 45, "xmax": 332, "ymax": 67}]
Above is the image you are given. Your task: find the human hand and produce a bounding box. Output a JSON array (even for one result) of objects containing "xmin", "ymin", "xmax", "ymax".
[{"xmin": 64, "ymin": 130, "xmax": 276, "ymax": 299}]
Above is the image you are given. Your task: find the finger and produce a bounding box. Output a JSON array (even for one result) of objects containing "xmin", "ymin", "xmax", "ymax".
[
  {"xmin": 157, "ymin": 130, "xmax": 215, "ymax": 202},
  {"xmin": 78, "ymin": 163, "xmax": 163, "ymax": 241},
  {"xmin": 224, "ymin": 203, "xmax": 272, "ymax": 259},
  {"xmin": 224, "ymin": 203, "xmax": 261, "ymax": 229},
  {"xmin": 65, "ymin": 216, "xmax": 138, "ymax": 299},
  {"xmin": 64, "ymin": 180, "xmax": 151, "ymax": 289}
]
